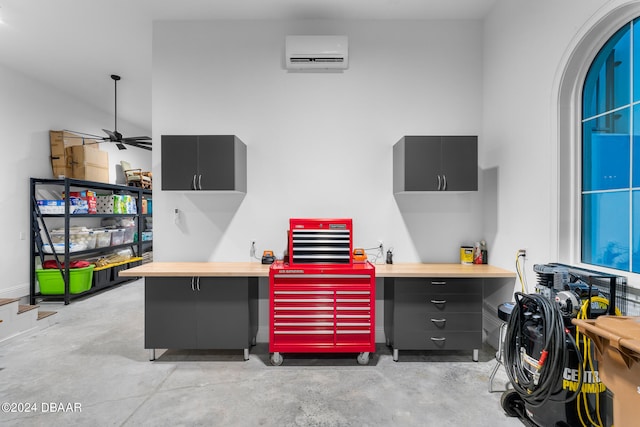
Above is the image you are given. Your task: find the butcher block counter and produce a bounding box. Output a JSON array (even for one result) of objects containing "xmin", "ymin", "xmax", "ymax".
[
  {"xmin": 119, "ymin": 261, "xmax": 270, "ymax": 277},
  {"xmin": 120, "ymin": 262, "xmax": 514, "ymax": 278}
]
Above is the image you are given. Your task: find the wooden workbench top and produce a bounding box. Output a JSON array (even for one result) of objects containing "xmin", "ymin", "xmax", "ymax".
[
  {"xmin": 120, "ymin": 261, "xmax": 515, "ymax": 278},
  {"xmin": 375, "ymin": 263, "xmax": 515, "ymax": 278},
  {"xmin": 119, "ymin": 262, "xmax": 270, "ymax": 277}
]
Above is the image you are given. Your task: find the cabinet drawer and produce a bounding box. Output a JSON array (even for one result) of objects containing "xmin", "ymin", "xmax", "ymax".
[
  {"xmin": 424, "ymin": 293, "xmax": 482, "ymax": 312},
  {"xmin": 397, "ymin": 293, "xmax": 481, "ymax": 319},
  {"xmin": 394, "ymin": 330, "xmax": 482, "ymax": 350},
  {"xmin": 396, "ymin": 311, "xmax": 481, "ymax": 332},
  {"xmin": 423, "ymin": 313, "xmax": 482, "ymax": 331},
  {"xmin": 395, "ymin": 278, "xmax": 481, "ymax": 297}
]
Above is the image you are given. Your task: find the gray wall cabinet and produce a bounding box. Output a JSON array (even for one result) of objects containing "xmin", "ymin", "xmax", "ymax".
[
  {"xmin": 393, "ymin": 135, "xmax": 478, "ymax": 192},
  {"xmin": 145, "ymin": 277, "xmax": 258, "ymax": 359},
  {"xmin": 161, "ymin": 135, "xmax": 247, "ymax": 191},
  {"xmin": 384, "ymin": 277, "xmax": 483, "ymax": 361}
]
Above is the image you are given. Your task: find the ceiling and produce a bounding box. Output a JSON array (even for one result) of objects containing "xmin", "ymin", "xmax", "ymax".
[{"xmin": 0, "ymin": 0, "xmax": 497, "ymax": 133}]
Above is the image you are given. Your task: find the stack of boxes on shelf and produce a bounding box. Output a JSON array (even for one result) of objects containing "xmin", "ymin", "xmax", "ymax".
[{"xmin": 49, "ymin": 130, "xmax": 109, "ymax": 183}]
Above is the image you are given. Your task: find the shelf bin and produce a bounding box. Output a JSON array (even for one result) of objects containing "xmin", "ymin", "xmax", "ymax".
[
  {"xmin": 572, "ymin": 316, "xmax": 640, "ymax": 427},
  {"xmin": 92, "ymin": 267, "xmax": 111, "ymax": 290},
  {"xmin": 36, "ymin": 265, "xmax": 95, "ymax": 295}
]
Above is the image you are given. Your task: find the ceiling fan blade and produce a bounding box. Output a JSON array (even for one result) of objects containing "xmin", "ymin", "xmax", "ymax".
[
  {"xmin": 122, "ymin": 136, "xmax": 152, "ymax": 142},
  {"xmin": 102, "ymin": 129, "xmax": 119, "ymax": 141},
  {"xmin": 125, "ymin": 141, "xmax": 153, "ymax": 151},
  {"xmin": 123, "ymin": 141, "xmax": 152, "ymax": 147}
]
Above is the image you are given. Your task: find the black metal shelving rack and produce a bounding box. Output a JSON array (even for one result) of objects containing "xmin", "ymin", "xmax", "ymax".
[{"xmin": 30, "ymin": 177, "xmax": 153, "ymax": 304}]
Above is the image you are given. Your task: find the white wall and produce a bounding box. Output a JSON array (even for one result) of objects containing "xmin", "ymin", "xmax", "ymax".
[
  {"xmin": 0, "ymin": 64, "xmax": 151, "ymax": 298},
  {"xmin": 152, "ymin": 20, "xmax": 486, "ymax": 264},
  {"xmin": 482, "ymin": 0, "xmax": 616, "ymax": 289}
]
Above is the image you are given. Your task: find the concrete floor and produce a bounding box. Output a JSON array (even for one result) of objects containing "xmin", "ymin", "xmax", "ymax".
[{"xmin": 0, "ymin": 279, "xmax": 521, "ymax": 426}]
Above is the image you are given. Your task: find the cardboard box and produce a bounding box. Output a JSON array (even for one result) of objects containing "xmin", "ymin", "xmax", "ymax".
[
  {"xmin": 37, "ymin": 200, "xmax": 65, "ymax": 214},
  {"xmin": 62, "ymin": 191, "xmax": 98, "ymax": 214},
  {"xmin": 66, "ymin": 145, "xmax": 109, "ymax": 183},
  {"xmin": 49, "ymin": 130, "xmax": 98, "ymax": 178},
  {"xmin": 36, "ymin": 199, "xmax": 90, "ymax": 214}
]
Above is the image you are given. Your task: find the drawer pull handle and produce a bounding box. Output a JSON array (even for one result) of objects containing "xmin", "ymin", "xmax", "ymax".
[
  {"xmin": 430, "ymin": 337, "xmax": 446, "ymax": 342},
  {"xmin": 430, "ymin": 318, "xmax": 447, "ymax": 324},
  {"xmin": 430, "ymin": 299, "xmax": 447, "ymax": 305},
  {"xmin": 431, "ymin": 281, "xmax": 447, "ymax": 285}
]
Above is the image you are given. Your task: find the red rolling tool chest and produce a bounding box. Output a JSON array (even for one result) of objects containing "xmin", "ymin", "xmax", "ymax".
[{"xmin": 269, "ymin": 218, "xmax": 376, "ymax": 365}]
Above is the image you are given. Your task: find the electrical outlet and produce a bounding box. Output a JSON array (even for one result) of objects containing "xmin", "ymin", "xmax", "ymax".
[
  {"xmin": 378, "ymin": 240, "xmax": 384, "ymax": 252},
  {"xmin": 518, "ymin": 249, "xmax": 527, "ymax": 257},
  {"xmin": 250, "ymin": 240, "xmax": 257, "ymax": 258}
]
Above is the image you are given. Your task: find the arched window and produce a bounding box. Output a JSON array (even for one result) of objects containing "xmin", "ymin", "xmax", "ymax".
[{"xmin": 581, "ymin": 19, "xmax": 639, "ymax": 273}]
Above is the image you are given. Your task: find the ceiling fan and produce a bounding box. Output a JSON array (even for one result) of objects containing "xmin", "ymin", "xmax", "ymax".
[{"xmin": 66, "ymin": 74, "xmax": 152, "ymax": 151}]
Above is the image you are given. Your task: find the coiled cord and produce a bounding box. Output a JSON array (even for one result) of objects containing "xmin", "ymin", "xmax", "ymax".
[{"xmin": 504, "ymin": 292, "xmax": 583, "ymax": 408}]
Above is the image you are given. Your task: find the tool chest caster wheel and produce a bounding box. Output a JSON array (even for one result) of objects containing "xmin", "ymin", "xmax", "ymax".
[
  {"xmin": 357, "ymin": 352, "xmax": 370, "ymax": 365},
  {"xmin": 270, "ymin": 352, "xmax": 283, "ymax": 366}
]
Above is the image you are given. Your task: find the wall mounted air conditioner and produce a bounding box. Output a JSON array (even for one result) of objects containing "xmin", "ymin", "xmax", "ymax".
[{"xmin": 285, "ymin": 35, "xmax": 349, "ymax": 70}]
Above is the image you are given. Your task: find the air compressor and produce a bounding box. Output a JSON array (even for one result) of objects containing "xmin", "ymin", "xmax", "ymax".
[{"xmin": 500, "ymin": 263, "xmax": 622, "ymax": 427}]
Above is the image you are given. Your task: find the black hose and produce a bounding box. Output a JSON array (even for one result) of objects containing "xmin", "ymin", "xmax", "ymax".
[{"xmin": 503, "ymin": 292, "xmax": 583, "ymax": 408}]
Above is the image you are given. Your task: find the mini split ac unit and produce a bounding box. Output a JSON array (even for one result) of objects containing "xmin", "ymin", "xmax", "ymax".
[{"xmin": 285, "ymin": 35, "xmax": 349, "ymax": 70}]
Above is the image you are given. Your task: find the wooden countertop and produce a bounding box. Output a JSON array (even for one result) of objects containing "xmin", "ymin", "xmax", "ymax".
[
  {"xmin": 375, "ymin": 263, "xmax": 515, "ymax": 278},
  {"xmin": 119, "ymin": 262, "xmax": 270, "ymax": 277},
  {"xmin": 120, "ymin": 262, "xmax": 515, "ymax": 278}
]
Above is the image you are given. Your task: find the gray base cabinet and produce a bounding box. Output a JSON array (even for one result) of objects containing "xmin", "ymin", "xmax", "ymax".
[
  {"xmin": 384, "ymin": 277, "xmax": 482, "ymax": 361},
  {"xmin": 145, "ymin": 277, "xmax": 258, "ymax": 359}
]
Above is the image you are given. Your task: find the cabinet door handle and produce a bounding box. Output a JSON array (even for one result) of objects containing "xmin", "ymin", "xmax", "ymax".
[
  {"xmin": 198, "ymin": 175, "xmax": 202, "ymax": 190},
  {"xmin": 430, "ymin": 337, "xmax": 446, "ymax": 342},
  {"xmin": 191, "ymin": 277, "xmax": 195, "ymax": 291},
  {"xmin": 196, "ymin": 277, "xmax": 201, "ymax": 291},
  {"xmin": 430, "ymin": 299, "xmax": 447, "ymax": 305},
  {"xmin": 442, "ymin": 174, "xmax": 447, "ymax": 191},
  {"xmin": 431, "ymin": 281, "xmax": 447, "ymax": 286},
  {"xmin": 192, "ymin": 174, "xmax": 197, "ymax": 190},
  {"xmin": 430, "ymin": 318, "xmax": 447, "ymax": 324},
  {"xmin": 437, "ymin": 175, "xmax": 442, "ymax": 191}
]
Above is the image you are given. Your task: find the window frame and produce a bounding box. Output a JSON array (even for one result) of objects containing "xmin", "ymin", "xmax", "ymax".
[{"xmin": 557, "ymin": 3, "xmax": 640, "ymax": 289}]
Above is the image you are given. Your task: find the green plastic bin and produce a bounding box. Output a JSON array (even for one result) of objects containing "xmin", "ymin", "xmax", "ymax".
[{"xmin": 36, "ymin": 265, "xmax": 94, "ymax": 295}]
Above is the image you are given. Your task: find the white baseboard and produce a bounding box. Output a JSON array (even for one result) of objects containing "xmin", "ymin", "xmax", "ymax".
[{"xmin": 0, "ymin": 283, "xmax": 29, "ymax": 300}]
